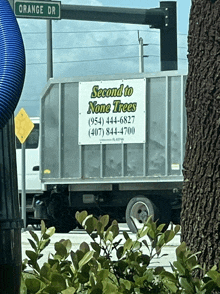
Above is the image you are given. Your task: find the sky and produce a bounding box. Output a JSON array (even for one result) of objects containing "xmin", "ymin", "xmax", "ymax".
[{"xmin": 15, "ymin": 0, "xmax": 191, "ymax": 117}]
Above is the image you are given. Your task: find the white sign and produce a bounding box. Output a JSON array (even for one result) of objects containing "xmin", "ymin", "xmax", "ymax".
[{"xmin": 78, "ymin": 79, "xmax": 146, "ymax": 145}]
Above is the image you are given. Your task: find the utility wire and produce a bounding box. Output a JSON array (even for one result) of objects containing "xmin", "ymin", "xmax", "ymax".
[
  {"xmin": 22, "ymin": 29, "xmax": 188, "ymax": 35},
  {"xmin": 27, "ymin": 55, "xmax": 141, "ymax": 65},
  {"xmin": 25, "ymin": 44, "xmax": 138, "ymax": 51},
  {"xmin": 25, "ymin": 44, "xmax": 187, "ymax": 51},
  {"xmin": 26, "ymin": 55, "xmax": 187, "ymax": 66},
  {"xmin": 22, "ymin": 29, "xmax": 158, "ymax": 34}
]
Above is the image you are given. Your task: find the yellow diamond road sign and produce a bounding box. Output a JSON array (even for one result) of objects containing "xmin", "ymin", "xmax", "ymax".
[{"xmin": 15, "ymin": 108, "xmax": 34, "ymax": 144}]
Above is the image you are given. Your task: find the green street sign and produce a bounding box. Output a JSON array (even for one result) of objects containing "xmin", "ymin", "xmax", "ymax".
[{"xmin": 14, "ymin": 0, "xmax": 61, "ymax": 19}]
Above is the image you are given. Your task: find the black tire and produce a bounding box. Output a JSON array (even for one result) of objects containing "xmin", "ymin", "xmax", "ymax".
[
  {"xmin": 46, "ymin": 195, "xmax": 77, "ymax": 233},
  {"xmin": 125, "ymin": 196, "xmax": 159, "ymax": 233},
  {"xmin": 45, "ymin": 214, "xmax": 77, "ymax": 233}
]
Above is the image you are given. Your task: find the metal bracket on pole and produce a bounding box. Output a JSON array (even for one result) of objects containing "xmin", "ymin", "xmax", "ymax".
[{"xmin": 164, "ymin": 6, "xmax": 169, "ymax": 27}]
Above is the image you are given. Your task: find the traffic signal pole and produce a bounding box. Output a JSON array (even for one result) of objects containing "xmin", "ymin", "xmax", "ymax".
[{"xmin": 60, "ymin": 1, "xmax": 177, "ymax": 71}]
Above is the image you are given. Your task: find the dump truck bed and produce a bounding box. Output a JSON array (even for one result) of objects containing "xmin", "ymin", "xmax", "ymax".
[{"xmin": 40, "ymin": 71, "xmax": 187, "ymax": 188}]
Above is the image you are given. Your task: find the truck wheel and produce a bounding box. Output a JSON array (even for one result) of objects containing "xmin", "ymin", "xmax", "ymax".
[
  {"xmin": 47, "ymin": 197, "xmax": 77, "ymax": 233},
  {"xmin": 126, "ymin": 196, "xmax": 159, "ymax": 233},
  {"xmin": 32, "ymin": 224, "xmax": 41, "ymax": 230},
  {"xmin": 45, "ymin": 213, "xmax": 77, "ymax": 233}
]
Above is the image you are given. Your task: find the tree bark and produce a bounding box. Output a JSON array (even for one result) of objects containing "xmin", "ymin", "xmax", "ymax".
[{"xmin": 181, "ymin": 0, "xmax": 220, "ymax": 270}]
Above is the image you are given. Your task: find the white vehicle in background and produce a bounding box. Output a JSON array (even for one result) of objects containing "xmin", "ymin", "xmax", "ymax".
[{"xmin": 16, "ymin": 117, "xmax": 43, "ymax": 225}]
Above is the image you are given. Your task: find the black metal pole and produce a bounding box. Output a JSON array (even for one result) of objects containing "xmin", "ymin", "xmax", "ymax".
[
  {"xmin": 160, "ymin": 1, "xmax": 177, "ymax": 71},
  {"xmin": 0, "ymin": 117, "xmax": 23, "ymax": 294},
  {"xmin": 61, "ymin": 4, "xmax": 165, "ymax": 27}
]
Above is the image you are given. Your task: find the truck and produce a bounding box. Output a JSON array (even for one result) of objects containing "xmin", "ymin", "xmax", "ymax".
[{"xmin": 16, "ymin": 70, "xmax": 187, "ymax": 232}]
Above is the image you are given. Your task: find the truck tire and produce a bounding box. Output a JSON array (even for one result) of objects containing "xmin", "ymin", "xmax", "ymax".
[
  {"xmin": 125, "ymin": 196, "xmax": 159, "ymax": 233},
  {"xmin": 45, "ymin": 210, "xmax": 77, "ymax": 233},
  {"xmin": 32, "ymin": 224, "xmax": 41, "ymax": 230},
  {"xmin": 47, "ymin": 196, "xmax": 77, "ymax": 233}
]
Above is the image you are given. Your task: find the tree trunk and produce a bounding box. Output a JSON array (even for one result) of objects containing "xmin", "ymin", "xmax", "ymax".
[{"xmin": 181, "ymin": 0, "xmax": 220, "ymax": 270}]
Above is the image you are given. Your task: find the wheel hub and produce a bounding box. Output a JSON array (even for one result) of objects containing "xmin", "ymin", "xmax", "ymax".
[
  {"xmin": 138, "ymin": 209, "xmax": 148, "ymax": 223},
  {"xmin": 130, "ymin": 201, "xmax": 150, "ymax": 225}
]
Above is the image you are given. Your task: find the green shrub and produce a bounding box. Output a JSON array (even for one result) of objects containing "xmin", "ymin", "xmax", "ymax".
[{"xmin": 20, "ymin": 212, "xmax": 220, "ymax": 293}]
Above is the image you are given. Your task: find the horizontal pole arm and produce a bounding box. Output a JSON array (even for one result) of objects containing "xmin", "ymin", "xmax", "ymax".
[{"xmin": 61, "ymin": 5, "xmax": 166, "ymax": 28}]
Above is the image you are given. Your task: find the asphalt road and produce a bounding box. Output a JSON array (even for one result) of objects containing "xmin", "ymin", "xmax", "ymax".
[{"xmin": 21, "ymin": 223, "xmax": 181, "ymax": 272}]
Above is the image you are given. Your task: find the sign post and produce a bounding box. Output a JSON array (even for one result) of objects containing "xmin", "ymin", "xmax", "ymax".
[{"xmin": 15, "ymin": 108, "xmax": 34, "ymax": 229}]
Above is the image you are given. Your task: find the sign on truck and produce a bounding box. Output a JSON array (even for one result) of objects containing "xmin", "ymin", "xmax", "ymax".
[{"xmin": 79, "ymin": 79, "xmax": 146, "ymax": 145}]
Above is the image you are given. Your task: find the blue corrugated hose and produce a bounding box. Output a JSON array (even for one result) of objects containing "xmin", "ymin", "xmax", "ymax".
[{"xmin": 0, "ymin": 0, "xmax": 25, "ymax": 129}]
